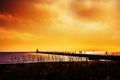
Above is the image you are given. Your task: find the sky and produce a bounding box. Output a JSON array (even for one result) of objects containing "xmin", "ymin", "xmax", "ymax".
[{"xmin": 0, "ymin": 0, "xmax": 120, "ymax": 51}]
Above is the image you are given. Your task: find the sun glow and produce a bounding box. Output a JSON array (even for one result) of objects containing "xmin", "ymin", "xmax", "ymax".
[{"xmin": 0, "ymin": 0, "xmax": 120, "ymax": 52}]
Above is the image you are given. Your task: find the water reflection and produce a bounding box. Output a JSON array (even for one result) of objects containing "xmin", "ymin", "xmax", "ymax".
[{"xmin": 0, "ymin": 52, "xmax": 88, "ymax": 64}]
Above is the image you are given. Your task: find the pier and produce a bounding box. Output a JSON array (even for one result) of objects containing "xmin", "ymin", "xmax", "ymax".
[{"xmin": 37, "ymin": 51, "xmax": 120, "ymax": 61}]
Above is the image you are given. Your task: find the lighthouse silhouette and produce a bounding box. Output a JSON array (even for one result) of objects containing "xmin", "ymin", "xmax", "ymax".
[{"xmin": 36, "ymin": 48, "xmax": 39, "ymax": 53}]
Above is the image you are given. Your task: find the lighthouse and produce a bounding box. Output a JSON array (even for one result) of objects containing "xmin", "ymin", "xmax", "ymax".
[{"xmin": 36, "ymin": 48, "xmax": 39, "ymax": 53}]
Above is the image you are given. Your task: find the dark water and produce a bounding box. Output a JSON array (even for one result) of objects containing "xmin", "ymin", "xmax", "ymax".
[{"xmin": 0, "ymin": 52, "xmax": 87, "ymax": 64}]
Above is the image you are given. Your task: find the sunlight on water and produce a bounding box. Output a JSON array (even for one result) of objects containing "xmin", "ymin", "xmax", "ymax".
[{"xmin": 0, "ymin": 52, "xmax": 87, "ymax": 64}]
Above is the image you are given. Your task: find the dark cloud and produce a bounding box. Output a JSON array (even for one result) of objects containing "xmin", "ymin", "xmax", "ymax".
[
  {"xmin": 0, "ymin": 0, "xmax": 56, "ymax": 29},
  {"xmin": 0, "ymin": 0, "xmax": 56, "ymax": 15},
  {"xmin": 0, "ymin": 18, "xmax": 7, "ymax": 27},
  {"xmin": 69, "ymin": 1, "xmax": 109, "ymax": 21},
  {"xmin": 0, "ymin": 0, "xmax": 41, "ymax": 17},
  {"xmin": 0, "ymin": 14, "xmax": 21, "ymax": 28}
]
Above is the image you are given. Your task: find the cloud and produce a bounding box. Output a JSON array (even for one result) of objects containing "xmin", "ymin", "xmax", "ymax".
[
  {"xmin": 0, "ymin": 0, "xmax": 38, "ymax": 15},
  {"xmin": 0, "ymin": 28, "xmax": 39, "ymax": 41},
  {"xmin": 0, "ymin": 0, "xmax": 59, "ymax": 31},
  {"xmin": 0, "ymin": 0, "xmax": 120, "ymax": 51},
  {"xmin": 0, "ymin": 14, "xmax": 22, "ymax": 29},
  {"xmin": 0, "ymin": 0, "xmax": 57, "ymax": 18},
  {"xmin": 0, "ymin": 28, "xmax": 46, "ymax": 50}
]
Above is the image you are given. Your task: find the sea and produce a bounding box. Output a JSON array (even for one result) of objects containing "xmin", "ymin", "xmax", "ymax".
[{"xmin": 0, "ymin": 52, "xmax": 87, "ymax": 64}]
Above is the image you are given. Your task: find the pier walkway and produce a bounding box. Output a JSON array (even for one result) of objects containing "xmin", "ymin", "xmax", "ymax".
[{"xmin": 37, "ymin": 51, "xmax": 120, "ymax": 61}]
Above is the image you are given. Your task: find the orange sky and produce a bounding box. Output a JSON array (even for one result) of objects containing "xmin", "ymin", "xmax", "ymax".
[{"xmin": 0, "ymin": 0, "xmax": 120, "ymax": 51}]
